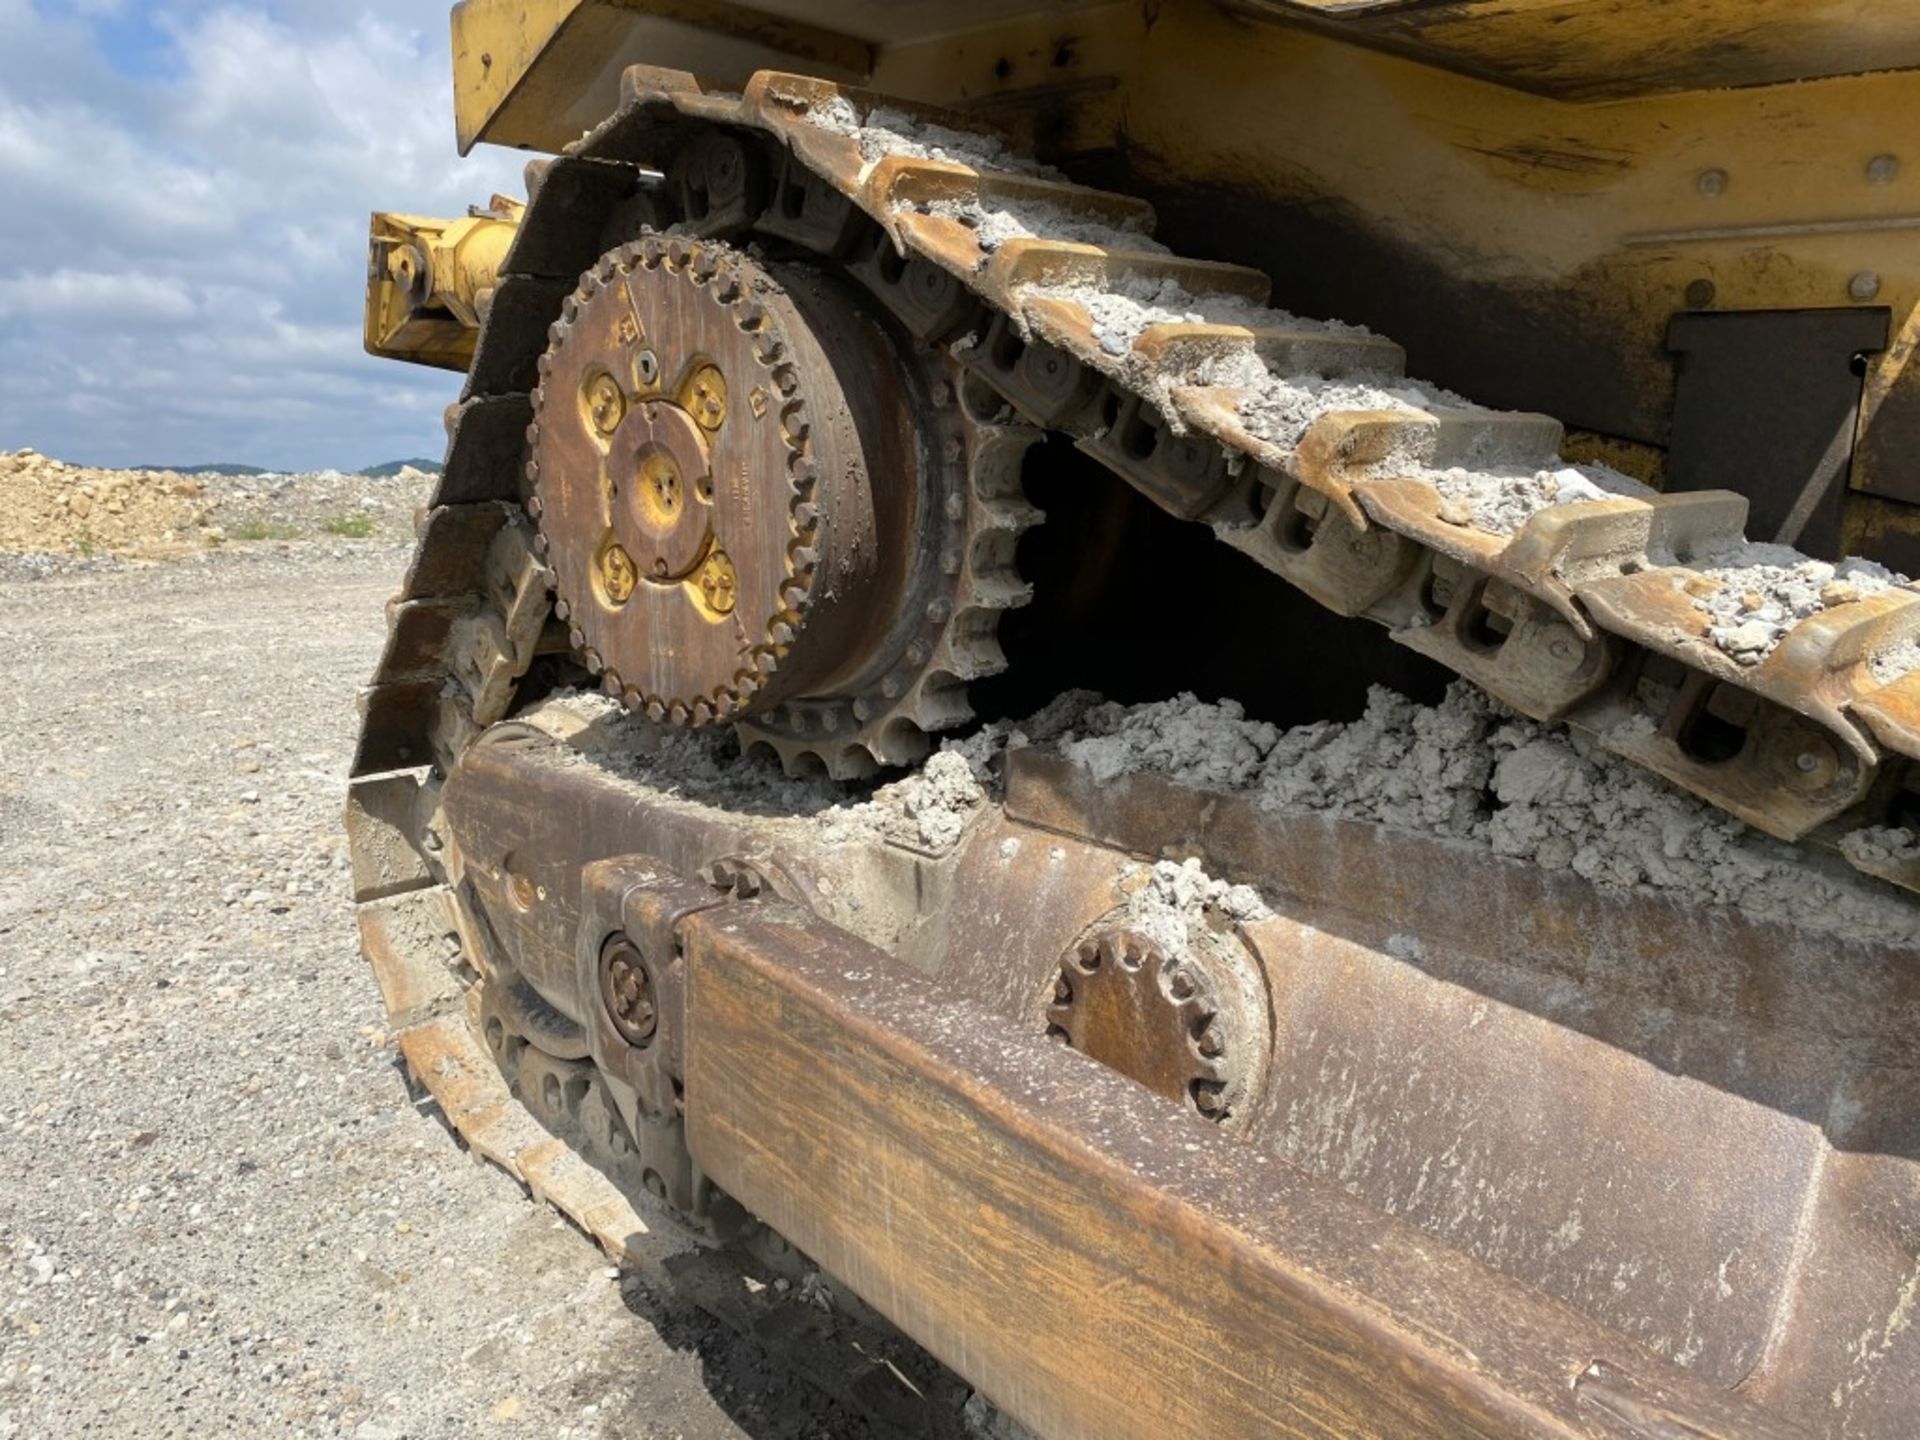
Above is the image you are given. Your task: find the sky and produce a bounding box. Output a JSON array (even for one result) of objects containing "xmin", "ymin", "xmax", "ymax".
[{"xmin": 0, "ymin": 0, "xmax": 527, "ymax": 470}]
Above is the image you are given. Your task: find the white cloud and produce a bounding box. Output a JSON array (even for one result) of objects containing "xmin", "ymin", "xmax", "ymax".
[
  {"xmin": 0, "ymin": 268, "xmax": 197, "ymax": 318},
  {"xmin": 0, "ymin": 1, "xmax": 527, "ymax": 469}
]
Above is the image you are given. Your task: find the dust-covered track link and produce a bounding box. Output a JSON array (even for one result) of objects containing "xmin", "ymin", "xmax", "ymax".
[{"xmin": 534, "ymin": 62, "xmax": 1920, "ymax": 898}]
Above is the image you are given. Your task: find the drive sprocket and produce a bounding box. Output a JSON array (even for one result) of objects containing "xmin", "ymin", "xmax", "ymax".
[{"xmin": 529, "ymin": 232, "xmax": 1038, "ymax": 776}]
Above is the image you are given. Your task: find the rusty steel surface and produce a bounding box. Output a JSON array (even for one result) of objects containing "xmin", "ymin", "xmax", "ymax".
[
  {"xmin": 526, "ymin": 223, "xmax": 1039, "ymax": 776},
  {"xmin": 680, "ymin": 900, "xmax": 1807, "ymax": 1440},
  {"xmin": 533, "ymin": 235, "xmax": 918, "ymax": 724},
  {"xmin": 398, "ymin": 706, "xmax": 1914, "ymax": 1435},
  {"xmin": 1045, "ymin": 925, "xmax": 1255, "ymax": 1123}
]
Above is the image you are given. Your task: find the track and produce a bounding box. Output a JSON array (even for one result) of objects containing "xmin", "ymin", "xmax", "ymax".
[
  {"xmin": 347, "ymin": 60, "xmax": 1920, "ymax": 1430},
  {"xmin": 550, "ymin": 66, "xmax": 1920, "ymax": 893}
]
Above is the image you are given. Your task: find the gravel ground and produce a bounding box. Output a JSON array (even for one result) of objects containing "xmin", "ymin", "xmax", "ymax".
[{"xmin": 0, "ymin": 541, "xmax": 909, "ymax": 1439}]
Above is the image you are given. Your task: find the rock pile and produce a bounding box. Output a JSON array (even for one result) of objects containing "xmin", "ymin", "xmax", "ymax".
[
  {"xmin": 0, "ymin": 448, "xmax": 432, "ymax": 570},
  {"xmin": 0, "ymin": 449, "xmax": 215, "ymax": 556}
]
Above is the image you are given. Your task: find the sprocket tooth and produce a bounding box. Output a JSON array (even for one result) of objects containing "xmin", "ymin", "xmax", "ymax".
[
  {"xmin": 824, "ymin": 742, "xmax": 882, "ymax": 781},
  {"xmin": 868, "ymin": 717, "xmax": 931, "ymax": 769},
  {"xmin": 900, "ymin": 673, "xmax": 974, "ymax": 734}
]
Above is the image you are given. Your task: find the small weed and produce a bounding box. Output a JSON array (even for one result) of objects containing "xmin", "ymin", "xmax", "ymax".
[
  {"xmin": 73, "ymin": 530, "xmax": 96, "ymax": 557},
  {"xmin": 229, "ymin": 519, "xmax": 299, "ymax": 542},
  {"xmin": 322, "ymin": 512, "xmax": 378, "ymax": 539}
]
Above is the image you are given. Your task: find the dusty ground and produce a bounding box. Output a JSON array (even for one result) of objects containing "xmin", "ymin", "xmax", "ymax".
[{"xmin": 0, "ymin": 536, "xmax": 942, "ymax": 1439}]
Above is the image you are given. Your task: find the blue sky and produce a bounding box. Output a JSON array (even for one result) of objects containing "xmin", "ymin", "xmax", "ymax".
[{"xmin": 0, "ymin": 1, "xmax": 526, "ymax": 470}]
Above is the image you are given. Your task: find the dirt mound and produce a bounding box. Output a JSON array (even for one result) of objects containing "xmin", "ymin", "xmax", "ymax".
[
  {"xmin": 0, "ymin": 449, "xmax": 214, "ymax": 557},
  {"xmin": 0, "ymin": 448, "xmax": 431, "ymax": 565}
]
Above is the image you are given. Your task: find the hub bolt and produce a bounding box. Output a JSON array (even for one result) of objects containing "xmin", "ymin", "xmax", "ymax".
[
  {"xmin": 600, "ymin": 544, "xmax": 637, "ymax": 605},
  {"xmin": 586, "ymin": 374, "xmax": 626, "ymax": 437},
  {"xmin": 685, "ymin": 363, "xmax": 729, "ymax": 432},
  {"xmin": 697, "ymin": 548, "xmax": 738, "ymax": 615}
]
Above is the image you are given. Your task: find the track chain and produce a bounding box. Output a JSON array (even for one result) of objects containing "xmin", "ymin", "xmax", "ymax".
[{"xmin": 552, "ymin": 64, "xmax": 1920, "ymax": 898}]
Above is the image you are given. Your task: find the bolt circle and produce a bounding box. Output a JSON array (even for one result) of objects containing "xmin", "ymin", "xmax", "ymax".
[{"xmin": 599, "ymin": 935, "xmax": 659, "ymax": 1047}]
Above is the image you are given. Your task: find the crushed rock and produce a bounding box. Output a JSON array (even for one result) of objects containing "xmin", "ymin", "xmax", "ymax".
[
  {"xmin": 823, "ymin": 750, "xmax": 986, "ymax": 851},
  {"xmin": 805, "ymin": 96, "xmax": 1059, "ymax": 178},
  {"xmin": 1051, "ymin": 686, "xmax": 1920, "ymax": 948},
  {"xmin": 932, "ymin": 688, "xmax": 1104, "ymax": 788},
  {"xmin": 1022, "ymin": 276, "xmax": 1301, "ymax": 356},
  {"xmin": 542, "ymin": 697, "xmax": 995, "ymax": 852},
  {"xmin": 534, "ymin": 695, "xmax": 849, "ymax": 818},
  {"xmin": 907, "ymin": 196, "xmax": 1161, "ymax": 260},
  {"xmin": 1122, "ymin": 858, "xmax": 1272, "ymax": 963},
  {"xmin": 1839, "ymin": 826, "xmax": 1920, "ymax": 870},
  {"xmin": 1065, "ymin": 700, "xmax": 1278, "ymax": 791},
  {"xmin": 0, "ymin": 547, "xmax": 895, "ymax": 1439},
  {"xmin": 1426, "ymin": 463, "xmax": 1655, "ymax": 535},
  {"xmin": 1871, "ymin": 633, "xmax": 1920, "ymax": 687},
  {"xmin": 526, "ymin": 685, "xmax": 1920, "ymax": 947},
  {"xmin": 1231, "ymin": 374, "xmax": 1431, "ymax": 448},
  {"xmin": 1676, "ymin": 542, "xmax": 1901, "ymax": 667}
]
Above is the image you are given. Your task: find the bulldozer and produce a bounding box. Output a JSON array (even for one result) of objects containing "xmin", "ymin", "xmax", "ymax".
[{"xmin": 351, "ymin": 4, "xmax": 1920, "ymax": 1435}]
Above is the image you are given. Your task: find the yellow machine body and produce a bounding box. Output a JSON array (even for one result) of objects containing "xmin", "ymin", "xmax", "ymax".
[{"xmin": 436, "ymin": 0, "xmax": 1920, "ymax": 560}]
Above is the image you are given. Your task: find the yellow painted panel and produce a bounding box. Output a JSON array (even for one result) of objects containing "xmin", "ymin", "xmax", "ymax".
[{"xmin": 1233, "ymin": 0, "xmax": 1920, "ymax": 99}]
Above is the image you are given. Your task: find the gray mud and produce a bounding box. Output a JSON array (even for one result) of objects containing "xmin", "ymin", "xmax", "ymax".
[
  {"xmin": 1053, "ymin": 686, "xmax": 1920, "ymax": 948},
  {"xmin": 1673, "ymin": 542, "xmax": 1903, "ymax": 667},
  {"xmin": 1425, "ymin": 462, "xmax": 1655, "ymax": 535}
]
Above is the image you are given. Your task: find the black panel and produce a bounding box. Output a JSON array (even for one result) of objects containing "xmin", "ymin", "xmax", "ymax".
[{"xmin": 1665, "ymin": 308, "xmax": 1889, "ymax": 559}]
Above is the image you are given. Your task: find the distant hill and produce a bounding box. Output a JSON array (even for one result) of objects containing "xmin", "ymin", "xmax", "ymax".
[
  {"xmin": 143, "ymin": 462, "xmax": 274, "ymax": 477},
  {"xmin": 128, "ymin": 459, "xmax": 443, "ymax": 478},
  {"xmin": 358, "ymin": 458, "xmax": 444, "ymax": 478}
]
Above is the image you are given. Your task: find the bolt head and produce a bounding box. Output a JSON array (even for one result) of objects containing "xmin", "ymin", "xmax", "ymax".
[
  {"xmin": 600, "ymin": 544, "xmax": 637, "ymax": 605},
  {"xmin": 1697, "ymin": 168, "xmax": 1729, "ymax": 198},
  {"xmin": 1869, "ymin": 154, "xmax": 1900, "ymax": 185},
  {"xmin": 1788, "ymin": 736, "xmax": 1841, "ymax": 790},
  {"xmin": 1850, "ymin": 271, "xmax": 1883, "ymax": 302}
]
